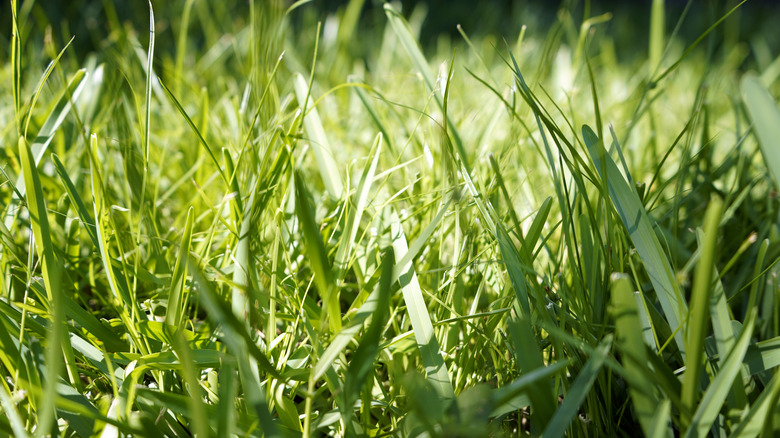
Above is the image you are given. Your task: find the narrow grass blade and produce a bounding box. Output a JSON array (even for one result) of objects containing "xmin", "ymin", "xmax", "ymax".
[
  {"xmin": 294, "ymin": 73, "xmax": 344, "ymax": 199},
  {"xmin": 165, "ymin": 206, "xmax": 194, "ymax": 328},
  {"xmin": 543, "ymin": 336, "xmax": 612, "ymax": 438},
  {"xmin": 294, "ymin": 171, "xmax": 340, "ymax": 332},
  {"xmin": 383, "ymin": 3, "xmax": 469, "ymax": 172},
  {"xmin": 334, "ymin": 133, "xmax": 382, "ymax": 280},
  {"xmin": 611, "ymin": 273, "xmax": 659, "ymax": 436},
  {"xmin": 741, "ymin": 74, "xmax": 780, "ymax": 188},
  {"xmin": 390, "ymin": 210, "xmax": 454, "ymax": 400},
  {"xmin": 681, "ymin": 197, "xmax": 723, "ymax": 416},
  {"xmin": 583, "ymin": 124, "xmax": 688, "ymax": 356}
]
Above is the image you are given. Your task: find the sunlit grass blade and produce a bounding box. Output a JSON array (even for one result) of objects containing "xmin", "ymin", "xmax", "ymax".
[
  {"xmin": 390, "ymin": 210, "xmax": 454, "ymax": 400},
  {"xmin": 165, "ymin": 206, "xmax": 194, "ymax": 328},
  {"xmin": 294, "ymin": 73, "xmax": 344, "ymax": 200},
  {"xmin": 583, "ymin": 124, "xmax": 688, "ymax": 356},
  {"xmin": 383, "ymin": 3, "xmax": 469, "ymax": 172},
  {"xmin": 334, "ymin": 132, "xmax": 382, "ymax": 280}
]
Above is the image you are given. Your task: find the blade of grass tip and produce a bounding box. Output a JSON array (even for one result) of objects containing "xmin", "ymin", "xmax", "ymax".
[
  {"xmin": 390, "ymin": 210, "xmax": 454, "ymax": 400},
  {"xmin": 22, "ymin": 36, "xmax": 76, "ymax": 138},
  {"xmin": 294, "ymin": 73, "xmax": 344, "ymax": 200},
  {"xmin": 742, "ymin": 74, "xmax": 780, "ymax": 188},
  {"xmin": 684, "ymin": 300, "xmax": 757, "ymax": 438},
  {"xmin": 165, "ymin": 207, "xmax": 194, "ymax": 328},
  {"xmin": 582, "ymin": 124, "xmax": 688, "ymax": 357},
  {"xmin": 158, "ymin": 78, "xmax": 228, "ymax": 185},
  {"xmin": 294, "ymin": 171, "xmax": 340, "ymax": 332},
  {"xmin": 19, "ymin": 137, "xmax": 66, "ymax": 437},
  {"xmin": 611, "ymin": 273, "xmax": 659, "ymax": 436},
  {"xmin": 543, "ymin": 336, "xmax": 612, "ymax": 438},
  {"xmin": 383, "ymin": 3, "xmax": 469, "ymax": 173},
  {"xmin": 681, "ymin": 197, "xmax": 723, "ymax": 420},
  {"xmin": 334, "ymin": 132, "xmax": 382, "ymax": 282}
]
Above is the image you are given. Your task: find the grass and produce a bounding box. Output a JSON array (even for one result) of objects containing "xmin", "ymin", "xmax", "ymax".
[{"xmin": 1, "ymin": 0, "xmax": 780, "ymax": 436}]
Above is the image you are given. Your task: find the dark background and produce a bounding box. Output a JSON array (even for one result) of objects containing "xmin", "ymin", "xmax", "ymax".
[{"xmin": 1, "ymin": 0, "xmax": 779, "ymax": 64}]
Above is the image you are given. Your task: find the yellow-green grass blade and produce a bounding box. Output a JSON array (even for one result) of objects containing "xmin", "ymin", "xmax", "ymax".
[
  {"xmin": 231, "ymin": 186, "xmax": 254, "ymax": 322},
  {"xmin": 89, "ymin": 134, "xmax": 147, "ymax": 354},
  {"xmin": 390, "ymin": 210, "xmax": 454, "ymax": 400},
  {"xmin": 681, "ymin": 197, "xmax": 723, "ymax": 418},
  {"xmin": 648, "ymin": 399, "xmax": 672, "ymax": 438},
  {"xmin": 583, "ymin": 124, "xmax": 688, "ymax": 356},
  {"xmin": 684, "ymin": 303, "xmax": 757, "ymax": 438},
  {"xmin": 294, "ymin": 73, "xmax": 344, "ymax": 200},
  {"xmin": 383, "ymin": 3, "xmax": 469, "ymax": 173},
  {"xmin": 649, "ymin": 0, "xmax": 665, "ymax": 74},
  {"xmin": 611, "ymin": 273, "xmax": 659, "ymax": 436},
  {"xmin": 294, "ymin": 171, "xmax": 340, "ymax": 332},
  {"xmin": 543, "ymin": 336, "xmax": 612, "ymax": 438},
  {"xmin": 171, "ymin": 331, "xmax": 209, "ymax": 438},
  {"xmin": 165, "ymin": 206, "xmax": 194, "ymax": 328},
  {"xmin": 741, "ymin": 74, "xmax": 780, "ymax": 189},
  {"xmin": 0, "ymin": 383, "xmax": 28, "ymax": 438},
  {"xmin": 334, "ymin": 132, "xmax": 382, "ymax": 282},
  {"xmin": 4, "ymin": 69, "xmax": 86, "ymax": 230}
]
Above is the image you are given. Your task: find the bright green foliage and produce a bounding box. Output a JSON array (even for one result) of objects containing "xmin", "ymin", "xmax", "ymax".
[{"xmin": 1, "ymin": 0, "xmax": 780, "ymax": 437}]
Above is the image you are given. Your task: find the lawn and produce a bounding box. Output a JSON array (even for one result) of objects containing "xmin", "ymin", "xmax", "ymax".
[{"xmin": 2, "ymin": 0, "xmax": 780, "ymax": 436}]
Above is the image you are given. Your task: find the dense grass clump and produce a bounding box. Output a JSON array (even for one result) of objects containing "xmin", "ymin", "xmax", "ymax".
[{"xmin": 2, "ymin": 0, "xmax": 780, "ymax": 436}]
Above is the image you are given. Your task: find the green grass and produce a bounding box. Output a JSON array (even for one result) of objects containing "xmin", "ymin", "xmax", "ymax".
[{"xmin": 2, "ymin": 0, "xmax": 780, "ymax": 436}]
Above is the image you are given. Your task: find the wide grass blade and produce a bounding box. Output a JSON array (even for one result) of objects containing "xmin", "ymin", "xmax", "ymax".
[
  {"xmin": 741, "ymin": 74, "xmax": 780, "ymax": 188},
  {"xmin": 611, "ymin": 273, "xmax": 659, "ymax": 436},
  {"xmin": 583, "ymin": 124, "xmax": 688, "ymax": 356},
  {"xmin": 165, "ymin": 206, "xmax": 194, "ymax": 327},
  {"xmin": 390, "ymin": 210, "xmax": 454, "ymax": 400}
]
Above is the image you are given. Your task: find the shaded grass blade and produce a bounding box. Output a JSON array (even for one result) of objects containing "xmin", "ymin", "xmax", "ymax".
[{"xmin": 741, "ymin": 74, "xmax": 780, "ymax": 188}]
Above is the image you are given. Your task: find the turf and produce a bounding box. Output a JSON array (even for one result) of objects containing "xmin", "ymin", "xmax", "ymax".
[{"xmin": 2, "ymin": 0, "xmax": 780, "ymax": 436}]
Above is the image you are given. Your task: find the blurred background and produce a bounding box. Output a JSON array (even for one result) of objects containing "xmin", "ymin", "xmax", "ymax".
[{"xmin": 1, "ymin": 0, "xmax": 779, "ymax": 65}]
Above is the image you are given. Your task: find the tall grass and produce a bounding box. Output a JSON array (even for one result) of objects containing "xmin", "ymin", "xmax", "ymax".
[{"xmin": 1, "ymin": 0, "xmax": 780, "ymax": 436}]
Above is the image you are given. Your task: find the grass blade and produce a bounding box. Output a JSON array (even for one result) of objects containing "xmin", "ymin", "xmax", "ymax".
[
  {"xmin": 583, "ymin": 124, "xmax": 688, "ymax": 356},
  {"xmin": 390, "ymin": 210, "xmax": 454, "ymax": 400},
  {"xmin": 741, "ymin": 74, "xmax": 780, "ymax": 188}
]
